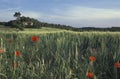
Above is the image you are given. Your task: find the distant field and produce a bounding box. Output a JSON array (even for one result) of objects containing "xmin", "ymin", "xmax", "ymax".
[{"xmin": 0, "ymin": 27, "xmax": 66, "ymax": 33}]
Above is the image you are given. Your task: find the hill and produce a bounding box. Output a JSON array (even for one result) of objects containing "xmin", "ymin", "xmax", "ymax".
[{"xmin": 0, "ymin": 15, "xmax": 120, "ymax": 32}]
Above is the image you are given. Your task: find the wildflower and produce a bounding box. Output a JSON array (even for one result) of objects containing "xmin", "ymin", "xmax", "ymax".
[
  {"xmin": 7, "ymin": 39, "xmax": 12, "ymax": 43},
  {"xmin": 86, "ymin": 72, "xmax": 94, "ymax": 79},
  {"xmin": 0, "ymin": 48, "xmax": 5, "ymax": 53},
  {"xmin": 114, "ymin": 62, "xmax": 120, "ymax": 68},
  {"xmin": 31, "ymin": 36, "xmax": 39, "ymax": 42},
  {"xmin": 89, "ymin": 56, "xmax": 96, "ymax": 62},
  {"xmin": 15, "ymin": 51, "xmax": 21, "ymax": 57}
]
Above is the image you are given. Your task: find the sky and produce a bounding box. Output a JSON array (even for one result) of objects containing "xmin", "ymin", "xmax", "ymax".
[{"xmin": 0, "ymin": 0, "xmax": 120, "ymax": 27}]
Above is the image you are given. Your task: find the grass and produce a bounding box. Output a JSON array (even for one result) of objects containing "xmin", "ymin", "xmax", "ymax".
[{"xmin": 0, "ymin": 27, "xmax": 120, "ymax": 79}]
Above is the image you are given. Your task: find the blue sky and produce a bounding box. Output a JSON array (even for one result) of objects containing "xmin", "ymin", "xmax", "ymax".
[{"xmin": 0, "ymin": 0, "xmax": 120, "ymax": 27}]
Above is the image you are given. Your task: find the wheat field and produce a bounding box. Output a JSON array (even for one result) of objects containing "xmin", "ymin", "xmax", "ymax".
[{"xmin": 0, "ymin": 28, "xmax": 120, "ymax": 79}]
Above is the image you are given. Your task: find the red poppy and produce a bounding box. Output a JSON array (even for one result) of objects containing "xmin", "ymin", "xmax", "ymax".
[
  {"xmin": 86, "ymin": 72, "xmax": 94, "ymax": 79},
  {"xmin": 31, "ymin": 36, "xmax": 39, "ymax": 42},
  {"xmin": 0, "ymin": 48, "xmax": 5, "ymax": 53},
  {"xmin": 89, "ymin": 56, "xmax": 96, "ymax": 62},
  {"xmin": 114, "ymin": 62, "xmax": 120, "ymax": 68},
  {"xmin": 15, "ymin": 51, "xmax": 21, "ymax": 57}
]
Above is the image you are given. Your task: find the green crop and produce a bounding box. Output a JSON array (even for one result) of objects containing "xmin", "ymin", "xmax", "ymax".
[{"xmin": 0, "ymin": 31, "xmax": 120, "ymax": 79}]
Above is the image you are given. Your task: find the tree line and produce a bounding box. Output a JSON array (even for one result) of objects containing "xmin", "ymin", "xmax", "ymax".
[{"xmin": 0, "ymin": 12, "xmax": 120, "ymax": 31}]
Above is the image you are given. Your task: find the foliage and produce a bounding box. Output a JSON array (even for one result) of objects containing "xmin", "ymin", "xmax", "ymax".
[
  {"xmin": 19, "ymin": 16, "xmax": 41, "ymax": 28},
  {"xmin": 13, "ymin": 12, "xmax": 21, "ymax": 20},
  {"xmin": 0, "ymin": 31, "xmax": 120, "ymax": 79},
  {"xmin": 3, "ymin": 12, "xmax": 41, "ymax": 30},
  {"xmin": 0, "ymin": 22, "xmax": 7, "ymax": 26},
  {"xmin": 5, "ymin": 16, "xmax": 41, "ymax": 30}
]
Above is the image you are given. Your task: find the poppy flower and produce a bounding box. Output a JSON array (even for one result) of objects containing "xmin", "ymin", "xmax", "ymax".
[
  {"xmin": 114, "ymin": 62, "xmax": 120, "ymax": 68},
  {"xmin": 31, "ymin": 36, "xmax": 39, "ymax": 42},
  {"xmin": 89, "ymin": 56, "xmax": 96, "ymax": 62},
  {"xmin": 0, "ymin": 48, "xmax": 5, "ymax": 53},
  {"xmin": 15, "ymin": 51, "xmax": 21, "ymax": 57},
  {"xmin": 86, "ymin": 72, "xmax": 94, "ymax": 79}
]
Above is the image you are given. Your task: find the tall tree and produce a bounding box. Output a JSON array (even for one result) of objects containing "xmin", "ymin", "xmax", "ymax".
[
  {"xmin": 13, "ymin": 12, "xmax": 21, "ymax": 20},
  {"xmin": 13, "ymin": 12, "xmax": 24, "ymax": 30}
]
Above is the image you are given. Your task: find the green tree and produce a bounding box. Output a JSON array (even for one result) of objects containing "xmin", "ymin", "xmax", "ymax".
[
  {"xmin": 13, "ymin": 12, "xmax": 24, "ymax": 31},
  {"xmin": 14, "ymin": 12, "xmax": 21, "ymax": 20}
]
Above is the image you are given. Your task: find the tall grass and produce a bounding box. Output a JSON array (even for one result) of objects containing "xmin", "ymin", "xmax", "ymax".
[{"xmin": 0, "ymin": 31, "xmax": 120, "ymax": 79}]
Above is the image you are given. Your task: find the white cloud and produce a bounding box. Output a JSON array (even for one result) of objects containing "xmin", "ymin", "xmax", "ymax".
[
  {"xmin": 0, "ymin": 9, "xmax": 15, "ymax": 21},
  {"xmin": 48, "ymin": 6, "xmax": 120, "ymax": 20},
  {"xmin": 42, "ymin": 6, "xmax": 120, "ymax": 27},
  {"xmin": 21, "ymin": 11, "xmax": 43, "ymax": 19},
  {"xmin": 0, "ymin": 8, "xmax": 22, "ymax": 21}
]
